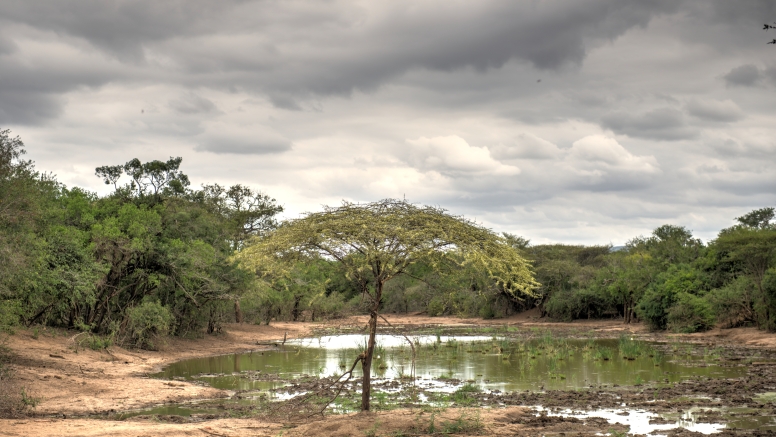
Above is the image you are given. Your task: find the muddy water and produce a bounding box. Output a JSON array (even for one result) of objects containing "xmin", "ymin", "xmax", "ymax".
[
  {"xmin": 139, "ymin": 335, "xmax": 771, "ymax": 433},
  {"xmin": 155, "ymin": 335, "xmax": 745, "ymax": 393}
]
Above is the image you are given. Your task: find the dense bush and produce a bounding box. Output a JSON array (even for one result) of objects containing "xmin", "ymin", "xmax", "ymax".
[
  {"xmin": 706, "ymin": 277, "xmax": 756, "ymax": 328},
  {"xmin": 0, "ymin": 130, "xmax": 283, "ymax": 342},
  {"xmin": 2, "ymin": 129, "xmax": 776, "ymax": 338},
  {"xmin": 667, "ymin": 292, "xmax": 715, "ymax": 333},
  {"xmin": 124, "ymin": 301, "xmax": 173, "ymax": 350},
  {"xmin": 545, "ymin": 288, "xmax": 610, "ymax": 322}
]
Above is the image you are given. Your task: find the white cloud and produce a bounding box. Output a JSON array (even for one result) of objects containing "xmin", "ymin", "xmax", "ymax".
[
  {"xmin": 568, "ymin": 135, "xmax": 658, "ymax": 173},
  {"xmin": 405, "ymin": 135, "xmax": 520, "ymax": 176},
  {"xmin": 491, "ymin": 133, "xmax": 561, "ymax": 160}
]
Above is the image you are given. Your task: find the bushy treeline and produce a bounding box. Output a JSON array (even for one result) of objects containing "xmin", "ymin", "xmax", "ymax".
[
  {"xmin": 2, "ymin": 129, "xmax": 775, "ymax": 339},
  {"xmin": 0, "ymin": 131, "xmax": 291, "ymax": 346},
  {"xmin": 528, "ymin": 214, "xmax": 776, "ymax": 333}
]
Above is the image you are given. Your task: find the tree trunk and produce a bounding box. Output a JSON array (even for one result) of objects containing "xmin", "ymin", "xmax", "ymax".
[
  {"xmin": 292, "ymin": 296, "xmax": 301, "ymax": 321},
  {"xmin": 234, "ymin": 300, "xmax": 243, "ymax": 323},
  {"xmin": 361, "ymin": 282, "xmax": 382, "ymax": 411}
]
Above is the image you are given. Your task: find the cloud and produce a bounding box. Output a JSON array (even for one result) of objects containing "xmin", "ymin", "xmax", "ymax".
[
  {"xmin": 723, "ymin": 64, "xmax": 761, "ymax": 87},
  {"xmin": 569, "ymin": 135, "xmax": 658, "ymax": 172},
  {"xmin": 0, "ymin": 33, "xmax": 16, "ymax": 55},
  {"xmin": 405, "ymin": 135, "xmax": 520, "ymax": 176},
  {"xmin": 0, "ymin": 0, "xmax": 680, "ymax": 103},
  {"xmin": 0, "ymin": 90, "xmax": 63, "ymax": 125},
  {"xmin": 564, "ymin": 135, "xmax": 660, "ymax": 190},
  {"xmin": 0, "ymin": 1, "xmax": 227, "ymax": 62},
  {"xmin": 169, "ymin": 93, "xmax": 219, "ymax": 115},
  {"xmin": 685, "ymin": 98, "xmax": 743, "ymax": 122},
  {"xmin": 4, "ymin": 0, "xmax": 776, "ymax": 245},
  {"xmin": 195, "ymin": 131, "xmax": 292, "ymax": 155},
  {"xmin": 491, "ymin": 133, "xmax": 561, "ymax": 160},
  {"xmin": 602, "ymin": 108, "xmax": 698, "ymax": 141},
  {"xmin": 0, "ymin": 32, "xmax": 121, "ymax": 124}
]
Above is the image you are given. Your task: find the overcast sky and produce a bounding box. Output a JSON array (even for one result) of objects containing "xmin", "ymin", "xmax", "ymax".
[{"xmin": 2, "ymin": 0, "xmax": 775, "ymax": 245}]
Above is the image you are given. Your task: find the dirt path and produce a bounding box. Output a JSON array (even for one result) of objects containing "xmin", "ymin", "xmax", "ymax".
[{"xmin": 2, "ymin": 313, "xmax": 776, "ymax": 436}]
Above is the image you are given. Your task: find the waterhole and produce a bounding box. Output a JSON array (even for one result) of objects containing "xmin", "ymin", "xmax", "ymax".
[
  {"xmin": 154, "ymin": 335, "xmax": 744, "ymax": 393},
  {"xmin": 117, "ymin": 334, "xmax": 771, "ymax": 433}
]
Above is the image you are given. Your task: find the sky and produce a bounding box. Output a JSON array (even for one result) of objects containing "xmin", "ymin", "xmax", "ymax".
[{"xmin": 2, "ymin": 0, "xmax": 775, "ymax": 245}]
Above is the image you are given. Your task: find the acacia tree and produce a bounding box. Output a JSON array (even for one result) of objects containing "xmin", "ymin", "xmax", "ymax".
[{"xmin": 238, "ymin": 199, "xmax": 538, "ymax": 411}]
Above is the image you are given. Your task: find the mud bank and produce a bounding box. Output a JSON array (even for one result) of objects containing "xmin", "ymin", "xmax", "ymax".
[{"xmin": 3, "ymin": 313, "xmax": 776, "ymax": 436}]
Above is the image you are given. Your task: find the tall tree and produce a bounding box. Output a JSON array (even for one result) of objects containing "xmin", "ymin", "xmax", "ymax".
[
  {"xmin": 96, "ymin": 157, "xmax": 190, "ymax": 198},
  {"xmin": 238, "ymin": 199, "xmax": 537, "ymax": 411},
  {"xmin": 200, "ymin": 184, "xmax": 283, "ymax": 250}
]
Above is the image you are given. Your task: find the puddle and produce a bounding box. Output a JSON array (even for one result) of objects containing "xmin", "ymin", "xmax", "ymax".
[
  {"xmin": 135, "ymin": 334, "xmax": 771, "ymax": 431},
  {"xmin": 537, "ymin": 406, "xmax": 726, "ymax": 435},
  {"xmin": 156, "ymin": 336, "xmax": 745, "ymax": 393}
]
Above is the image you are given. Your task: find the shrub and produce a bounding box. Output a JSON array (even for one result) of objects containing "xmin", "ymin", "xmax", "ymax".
[
  {"xmin": 545, "ymin": 288, "xmax": 609, "ymax": 322},
  {"xmin": 309, "ymin": 292, "xmax": 348, "ymax": 320},
  {"xmin": 667, "ymin": 292, "xmax": 715, "ymax": 333},
  {"xmin": 706, "ymin": 277, "xmax": 756, "ymax": 328},
  {"xmin": 0, "ymin": 301, "xmax": 21, "ymax": 334},
  {"xmin": 427, "ymin": 296, "xmax": 446, "ymax": 317},
  {"xmin": 637, "ymin": 287, "xmax": 674, "ymax": 331},
  {"xmin": 544, "ymin": 290, "xmax": 578, "ymax": 322},
  {"xmin": 124, "ymin": 301, "xmax": 172, "ymax": 350}
]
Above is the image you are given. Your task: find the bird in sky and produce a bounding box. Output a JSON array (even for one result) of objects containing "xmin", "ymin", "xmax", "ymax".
[{"xmin": 769, "ymin": 39, "xmax": 776, "ymax": 45}]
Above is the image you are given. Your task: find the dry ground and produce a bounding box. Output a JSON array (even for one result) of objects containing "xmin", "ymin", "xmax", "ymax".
[{"xmin": 2, "ymin": 312, "xmax": 776, "ymax": 436}]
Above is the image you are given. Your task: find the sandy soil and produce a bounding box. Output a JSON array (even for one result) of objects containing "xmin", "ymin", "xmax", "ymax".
[{"xmin": 2, "ymin": 312, "xmax": 776, "ymax": 436}]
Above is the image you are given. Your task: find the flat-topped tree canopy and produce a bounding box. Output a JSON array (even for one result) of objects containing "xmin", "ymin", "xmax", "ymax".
[{"xmin": 238, "ymin": 198, "xmax": 538, "ymax": 411}]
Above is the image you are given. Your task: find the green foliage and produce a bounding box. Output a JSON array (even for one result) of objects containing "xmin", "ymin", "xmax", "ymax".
[
  {"xmin": 441, "ymin": 410, "xmax": 483, "ymax": 434},
  {"xmin": 545, "ymin": 288, "xmax": 608, "ymax": 321},
  {"xmin": 736, "ymin": 207, "xmax": 774, "ymax": 229},
  {"xmin": 636, "ymin": 264, "xmax": 706, "ymax": 330},
  {"xmin": 240, "ymin": 199, "xmax": 538, "ymax": 302},
  {"xmin": 125, "ymin": 301, "xmax": 173, "ymax": 350},
  {"xmin": 4, "ymin": 127, "xmax": 776, "ymax": 357},
  {"xmin": 0, "ymin": 302, "xmax": 21, "ymax": 334},
  {"xmin": 617, "ymin": 335, "xmax": 644, "ymax": 359},
  {"xmin": 82, "ymin": 333, "xmax": 114, "ymax": 351},
  {"xmin": 594, "ymin": 346, "xmax": 613, "ymax": 361},
  {"xmin": 0, "ymin": 130, "xmax": 283, "ymax": 343},
  {"xmin": 19, "ymin": 388, "xmax": 40, "ymax": 408},
  {"xmin": 239, "ymin": 199, "xmax": 538, "ymax": 411},
  {"xmin": 667, "ymin": 292, "xmax": 715, "ymax": 333},
  {"xmin": 637, "ymin": 287, "xmax": 672, "ymax": 330}
]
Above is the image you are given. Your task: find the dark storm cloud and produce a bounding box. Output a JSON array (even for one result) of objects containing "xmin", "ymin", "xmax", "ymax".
[
  {"xmin": 0, "ymin": 1, "xmax": 228, "ymax": 62},
  {"xmin": 724, "ymin": 64, "xmax": 762, "ymax": 87},
  {"xmin": 0, "ymin": 49, "xmax": 117, "ymax": 124},
  {"xmin": 3, "ymin": 0, "xmax": 775, "ymax": 244},
  {"xmin": 601, "ymin": 108, "xmax": 698, "ymax": 141},
  {"xmin": 0, "ymin": 0, "xmax": 681, "ymax": 105},
  {"xmin": 0, "ymin": 91, "xmax": 62, "ymax": 125}
]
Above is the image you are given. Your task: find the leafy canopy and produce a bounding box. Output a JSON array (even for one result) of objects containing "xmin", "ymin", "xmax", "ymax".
[{"xmin": 239, "ymin": 199, "xmax": 538, "ymax": 299}]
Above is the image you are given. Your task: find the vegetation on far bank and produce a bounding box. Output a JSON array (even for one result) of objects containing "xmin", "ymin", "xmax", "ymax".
[{"xmin": 1, "ymin": 128, "xmax": 776, "ymax": 347}]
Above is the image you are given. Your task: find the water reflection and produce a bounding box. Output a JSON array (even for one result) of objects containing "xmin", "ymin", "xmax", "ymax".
[{"xmin": 156, "ymin": 336, "xmax": 745, "ymax": 393}]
